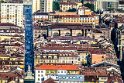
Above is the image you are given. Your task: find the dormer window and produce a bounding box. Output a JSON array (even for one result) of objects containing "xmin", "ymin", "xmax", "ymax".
[
  {"xmin": 2, "ymin": 61, "xmax": 5, "ymax": 65},
  {"xmin": 9, "ymin": 62, "xmax": 12, "ymax": 65}
]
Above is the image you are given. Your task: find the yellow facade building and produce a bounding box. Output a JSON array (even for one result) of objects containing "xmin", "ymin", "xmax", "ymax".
[
  {"xmin": 60, "ymin": 2, "xmax": 82, "ymax": 12},
  {"xmin": 49, "ymin": 6, "xmax": 99, "ymax": 25},
  {"xmin": 33, "ymin": 0, "xmax": 41, "ymax": 13}
]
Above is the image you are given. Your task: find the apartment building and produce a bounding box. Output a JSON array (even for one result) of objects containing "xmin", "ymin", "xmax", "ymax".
[
  {"xmin": 60, "ymin": 2, "xmax": 82, "ymax": 12},
  {"xmin": 0, "ymin": 3, "xmax": 23, "ymax": 27},
  {"xmin": 0, "ymin": 72, "xmax": 23, "ymax": 83},
  {"xmin": 33, "ymin": 11, "xmax": 49, "ymax": 23},
  {"xmin": 34, "ymin": 23, "xmax": 104, "ymax": 41},
  {"xmin": 43, "ymin": 74, "xmax": 84, "ymax": 83},
  {"xmin": 118, "ymin": 1, "xmax": 124, "ymax": 10},
  {"xmin": 49, "ymin": 8, "xmax": 99, "ymax": 25},
  {"xmin": 40, "ymin": 0, "xmax": 54, "ymax": 12},
  {"xmin": 40, "ymin": 52, "xmax": 79, "ymax": 64},
  {"xmin": 35, "ymin": 64, "xmax": 80, "ymax": 83},
  {"xmin": 0, "ymin": 23, "xmax": 23, "ymax": 36},
  {"xmin": 94, "ymin": 0, "xmax": 119, "ymax": 11},
  {"xmin": 33, "ymin": 0, "xmax": 41, "ymax": 13}
]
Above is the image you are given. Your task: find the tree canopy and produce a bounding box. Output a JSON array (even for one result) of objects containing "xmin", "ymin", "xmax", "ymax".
[
  {"xmin": 81, "ymin": 0, "xmax": 84, "ymax": 4},
  {"xmin": 67, "ymin": 8, "xmax": 77, "ymax": 12},
  {"xmin": 53, "ymin": 1, "xmax": 60, "ymax": 11},
  {"xmin": 0, "ymin": 0, "xmax": 5, "ymax": 3},
  {"xmin": 84, "ymin": 3, "xmax": 94, "ymax": 11}
]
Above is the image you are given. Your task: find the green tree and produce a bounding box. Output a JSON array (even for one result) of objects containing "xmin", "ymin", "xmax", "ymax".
[
  {"xmin": 81, "ymin": 0, "xmax": 84, "ymax": 4},
  {"xmin": 67, "ymin": 8, "xmax": 77, "ymax": 12},
  {"xmin": 84, "ymin": 3, "xmax": 94, "ymax": 11},
  {"xmin": 0, "ymin": 0, "xmax": 5, "ymax": 3},
  {"xmin": 53, "ymin": 1, "xmax": 60, "ymax": 11}
]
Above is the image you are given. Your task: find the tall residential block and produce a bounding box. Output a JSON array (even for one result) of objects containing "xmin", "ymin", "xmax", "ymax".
[
  {"xmin": 94, "ymin": 0, "xmax": 118, "ymax": 11},
  {"xmin": 41, "ymin": 0, "xmax": 54, "ymax": 12},
  {"xmin": 0, "ymin": 3, "xmax": 23, "ymax": 27},
  {"xmin": 23, "ymin": 0, "xmax": 34, "ymax": 73},
  {"xmin": 32, "ymin": 0, "xmax": 41, "ymax": 13}
]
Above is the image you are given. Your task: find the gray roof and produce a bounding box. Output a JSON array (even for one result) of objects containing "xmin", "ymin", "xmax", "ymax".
[
  {"xmin": 91, "ymin": 61, "xmax": 119, "ymax": 68},
  {"xmin": 51, "ymin": 74, "xmax": 84, "ymax": 82}
]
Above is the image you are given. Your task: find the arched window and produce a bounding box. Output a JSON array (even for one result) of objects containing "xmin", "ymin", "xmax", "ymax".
[
  {"xmin": 53, "ymin": 32, "xmax": 59, "ymax": 36},
  {"xmin": 42, "ymin": 32, "xmax": 47, "ymax": 36},
  {"xmin": 77, "ymin": 33, "xmax": 82, "ymax": 36},
  {"xmin": 2, "ymin": 61, "xmax": 5, "ymax": 65},
  {"xmin": 9, "ymin": 62, "xmax": 12, "ymax": 65},
  {"xmin": 15, "ymin": 62, "xmax": 18, "ymax": 65},
  {"xmin": 65, "ymin": 32, "xmax": 71, "ymax": 36}
]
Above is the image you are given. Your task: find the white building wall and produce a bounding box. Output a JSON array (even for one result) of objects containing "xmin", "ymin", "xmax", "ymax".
[
  {"xmin": 95, "ymin": 0, "xmax": 118, "ymax": 11},
  {"xmin": 57, "ymin": 70, "xmax": 67, "ymax": 75},
  {"xmin": 35, "ymin": 69, "xmax": 68, "ymax": 83},
  {"xmin": 35, "ymin": 70, "xmax": 46, "ymax": 83},
  {"xmin": 118, "ymin": 4, "xmax": 124, "ymax": 10},
  {"xmin": 78, "ymin": 9, "xmax": 84, "ymax": 15},
  {"xmin": 33, "ymin": 0, "xmax": 41, "ymax": 13},
  {"xmin": 44, "ymin": 0, "xmax": 54, "ymax": 12},
  {"xmin": 0, "ymin": 3, "xmax": 23, "ymax": 28}
]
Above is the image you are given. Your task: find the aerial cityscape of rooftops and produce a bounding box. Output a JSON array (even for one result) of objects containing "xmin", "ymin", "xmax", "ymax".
[{"xmin": 0, "ymin": 0, "xmax": 124, "ymax": 83}]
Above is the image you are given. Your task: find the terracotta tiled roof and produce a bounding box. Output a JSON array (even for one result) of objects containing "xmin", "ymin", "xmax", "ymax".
[
  {"xmin": 0, "ymin": 72, "xmax": 17, "ymax": 79},
  {"xmin": 50, "ymin": 23, "xmax": 93, "ymax": 29},
  {"xmin": 42, "ymin": 52, "xmax": 78, "ymax": 57},
  {"xmin": 36, "ymin": 64, "xmax": 79, "ymax": 70},
  {"xmin": 113, "ymin": 15, "xmax": 124, "ymax": 23},
  {"xmin": 38, "ymin": 63, "xmax": 75, "ymax": 65},
  {"xmin": 107, "ymin": 75, "xmax": 123, "ymax": 83},
  {"xmin": 43, "ymin": 78, "xmax": 56, "ymax": 83},
  {"xmin": 0, "ymin": 23, "xmax": 17, "ymax": 26},
  {"xmin": 43, "ymin": 43, "xmax": 91, "ymax": 47},
  {"xmin": 47, "ymin": 36, "xmax": 94, "ymax": 40},
  {"xmin": 33, "ymin": 12, "xmax": 48, "ymax": 15},
  {"xmin": 57, "ymin": 15, "xmax": 80, "ymax": 17},
  {"xmin": 90, "ymin": 49, "xmax": 105, "ymax": 54},
  {"xmin": 41, "ymin": 43, "xmax": 105, "ymax": 54},
  {"xmin": 51, "ymin": 23, "xmax": 93, "ymax": 26},
  {"xmin": 41, "ymin": 45, "xmax": 92, "ymax": 51},
  {"xmin": 51, "ymin": 15, "xmax": 94, "ymax": 17},
  {"xmin": 81, "ymin": 67, "xmax": 107, "ymax": 76},
  {"xmin": 60, "ymin": 2, "xmax": 77, "ymax": 5},
  {"xmin": 50, "ymin": 12, "xmax": 77, "ymax": 15}
]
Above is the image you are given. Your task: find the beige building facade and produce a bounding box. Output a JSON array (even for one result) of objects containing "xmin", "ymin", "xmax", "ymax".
[
  {"xmin": 33, "ymin": 0, "xmax": 41, "ymax": 13},
  {"xmin": 0, "ymin": 3, "xmax": 23, "ymax": 27}
]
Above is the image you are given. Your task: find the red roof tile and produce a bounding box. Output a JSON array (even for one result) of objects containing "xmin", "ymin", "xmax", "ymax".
[
  {"xmin": 60, "ymin": 2, "xmax": 77, "ymax": 5},
  {"xmin": 81, "ymin": 67, "xmax": 107, "ymax": 76},
  {"xmin": 0, "ymin": 23, "xmax": 17, "ymax": 26},
  {"xmin": 36, "ymin": 64, "xmax": 79, "ymax": 70},
  {"xmin": 43, "ymin": 78, "xmax": 56, "ymax": 83}
]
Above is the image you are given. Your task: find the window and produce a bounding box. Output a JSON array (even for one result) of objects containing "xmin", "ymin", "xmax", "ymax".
[
  {"xmin": 9, "ymin": 62, "xmax": 12, "ymax": 65},
  {"xmin": 77, "ymin": 33, "xmax": 82, "ymax": 36},
  {"xmin": 65, "ymin": 32, "xmax": 71, "ymax": 36},
  {"xmin": 53, "ymin": 32, "xmax": 59, "ymax": 37},
  {"xmin": 38, "ymin": 78, "xmax": 40, "ymax": 81}
]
